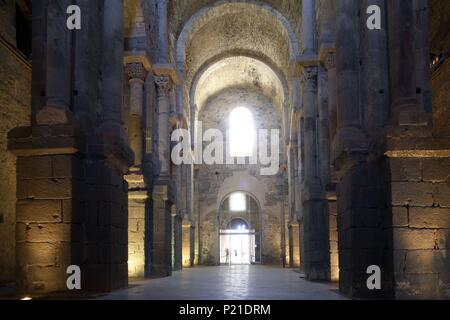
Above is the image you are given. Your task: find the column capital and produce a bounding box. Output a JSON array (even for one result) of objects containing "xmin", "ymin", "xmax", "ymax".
[
  {"xmin": 321, "ymin": 50, "xmax": 336, "ymax": 71},
  {"xmin": 154, "ymin": 76, "xmax": 171, "ymax": 97},
  {"xmin": 300, "ymin": 66, "xmax": 318, "ymax": 91},
  {"xmin": 125, "ymin": 62, "xmax": 147, "ymax": 82}
]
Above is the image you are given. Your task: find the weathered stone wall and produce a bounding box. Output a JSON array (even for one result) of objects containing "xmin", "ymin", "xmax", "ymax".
[
  {"xmin": 197, "ymin": 88, "xmax": 286, "ymax": 265},
  {"xmin": 328, "ymin": 198, "xmax": 338, "ymax": 281},
  {"xmin": 0, "ymin": 0, "xmax": 16, "ymax": 44},
  {"xmin": 429, "ymin": 0, "xmax": 450, "ymax": 55},
  {"xmin": 0, "ymin": 39, "xmax": 31, "ymax": 284},
  {"xmin": 337, "ymin": 162, "xmax": 392, "ymax": 298},
  {"xmin": 388, "ymin": 157, "xmax": 450, "ymax": 299},
  {"xmin": 128, "ymin": 200, "xmax": 146, "ymax": 277}
]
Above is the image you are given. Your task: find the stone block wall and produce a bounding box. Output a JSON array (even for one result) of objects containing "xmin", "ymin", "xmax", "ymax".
[
  {"xmin": 128, "ymin": 200, "xmax": 146, "ymax": 277},
  {"xmin": 388, "ymin": 157, "xmax": 450, "ymax": 299},
  {"xmin": 0, "ymin": 0, "xmax": 16, "ymax": 44},
  {"xmin": 12, "ymin": 151, "xmax": 130, "ymax": 293},
  {"xmin": 337, "ymin": 162, "xmax": 393, "ymax": 298},
  {"xmin": 328, "ymin": 198, "xmax": 339, "ymax": 281},
  {"xmin": 14, "ymin": 154, "xmax": 83, "ymax": 292},
  {"xmin": 0, "ymin": 37, "xmax": 31, "ymax": 285}
]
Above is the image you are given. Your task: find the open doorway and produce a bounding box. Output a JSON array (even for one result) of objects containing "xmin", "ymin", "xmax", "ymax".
[
  {"xmin": 220, "ymin": 219, "xmax": 255, "ymax": 264},
  {"xmin": 219, "ymin": 192, "xmax": 261, "ymax": 265}
]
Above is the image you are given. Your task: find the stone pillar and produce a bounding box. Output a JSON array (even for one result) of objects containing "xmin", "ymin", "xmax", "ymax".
[
  {"xmin": 387, "ymin": 0, "xmax": 428, "ymax": 126},
  {"xmin": 323, "ymin": 53, "xmax": 337, "ymax": 147},
  {"xmin": 297, "ymin": 118, "xmax": 305, "ymax": 273},
  {"xmin": 362, "ymin": 0, "xmax": 390, "ymax": 137},
  {"xmin": 172, "ymin": 209, "xmax": 182, "ymax": 271},
  {"xmin": 8, "ymin": 0, "xmax": 77, "ymax": 294},
  {"xmin": 34, "ymin": 0, "xmax": 74, "ymax": 126},
  {"xmin": 334, "ymin": 0, "xmax": 391, "ymax": 299},
  {"xmin": 182, "ymin": 220, "xmax": 195, "ymax": 268},
  {"xmin": 98, "ymin": 0, "xmax": 126, "ymax": 134},
  {"xmin": 9, "ymin": 0, "xmax": 133, "ymax": 294},
  {"xmin": 289, "ymin": 223, "xmax": 301, "ymax": 268},
  {"xmin": 156, "ymin": 0, "xmax": 169, "ymax": 64},
  {"xmin": 125, "ymin": 62, "xmax": 147, "ymax": 167},
  {"xmin": 127, "ymin": 192, "xmax": 147, "ymax": 278},
  {"xmin": 83, "ymin": 0, "xmax": 132, "ymax": 291},
  {"xmin": 155, "ymin": 76, "xmax": 171, "ymax": 178},
  {"xmin": 301, "ymin": 0, "xmax": 316, "ymax": 59},
  {"xmin": 297, "ymin": 0, "xmax": 330, "ymax": 281},
  {"xmin": 149, "ymin": 0, "xmax": 179, "ymax": 278},
  {"xmin": 334, "ymin": 0, "xmax": 369, "ymax": 156},
  {"xmin": 151, "ymin": 185, "xmax": 172, "ymax": 277},
  {"xmin": 300, "ymin": 67, "xmax": 330, "ymax": 281},
  {"xmin": 327, "ymin": 192, "xmax": 339, "ymax": 282},
  {"xmin": 413, "ymin": 0, "xmax": 432, "ymax": 115},
  {"xmin": 317, "ymin": 66, "xmax": 331, "ymax": 188}
]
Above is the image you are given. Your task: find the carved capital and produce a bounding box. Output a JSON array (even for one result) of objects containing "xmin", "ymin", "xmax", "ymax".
[
  {"xmin": 300, "ymin": 66, "xmax": 318, "ymax": 91},
  {"xmin": 154, "ymin": 76, "xmax": 171, "ymax": 97},
  {"xmin": 126, "ymin": 62, "xmax": 146, "ymax": 82}
]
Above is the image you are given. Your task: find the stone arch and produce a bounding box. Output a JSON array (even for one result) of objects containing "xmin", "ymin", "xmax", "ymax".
[
  {"xmin": 216, "ymin": 173, "xmax": 267, "ymax": 210},
  {"xmin": 190, "ymin": 51, "xmax": 289, "ymax": 113},
  {"xmin": 176, "ymin": 0, "xmax": 300, "ymax": 66}
]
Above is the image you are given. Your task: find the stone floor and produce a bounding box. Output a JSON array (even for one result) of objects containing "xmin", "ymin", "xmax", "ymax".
[{"xmin": 99, "ymin": 265, "xmax": 347, "ymax": 300}]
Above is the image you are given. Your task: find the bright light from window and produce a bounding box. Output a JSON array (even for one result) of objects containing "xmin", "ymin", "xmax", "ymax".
[
  {"xmin": 229, "ymin": 192, "xmax": 246, "ymax": 211},
  {"xmin": 229, "ymin": 107, "xmax": 255, "ymax": 157}
]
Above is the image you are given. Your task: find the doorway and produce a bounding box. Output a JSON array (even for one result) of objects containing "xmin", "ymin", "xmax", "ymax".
[
  {"xmin": 220, "ymin": 229, "xmax": 256, "ymax": 264},
  {"xmin": 220, "ymin": 217, "xmax": 256, "ymax": 265},
  {"xmin": 218, "ymin": 192, "xmax": 262, "ymax": 265}
]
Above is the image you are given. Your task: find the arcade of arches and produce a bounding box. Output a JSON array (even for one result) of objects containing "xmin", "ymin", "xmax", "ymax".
[{"xmin": 0, "ymin": 0, "xmax": 449, "ymax": 299}]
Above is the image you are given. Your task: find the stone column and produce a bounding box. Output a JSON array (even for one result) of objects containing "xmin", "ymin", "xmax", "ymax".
[
  {"xmin": 334, "ymin": 0, "xmax": 392, "ymax": 299},
  {"xmin": 150, "ymin": 0, "xmax": 179, "ymax": 277},
  {"xmin": 317, "ymin": 66, "xmax": 331, "ymax": 188},
  {"xmin": 334, "ymin": 0, "xmax": 368, "ymax": 157},
  {"xmin": 10, "ymin": 0, "xmax": 133, "ymax": 294},
  {"xmin": 156, "ymin": 0, "xmax": 169, "ymax": 63},
  {"xmin": 413, "ymin": 0, "xmax": 432, "ymax": 115},
  {"xmin": 98, "ymin": 0, "xmax": 126, "ymax": 133},
  {"xmin": 301, "ymin": 0, "xmax": 316, "ymax": 59},
  {"xmin": 84, "ymin": 0, "xmax": 132, "ymax": 291},
  {"xmin": 35, "ymin": 0, "xmax": 74, "ymax": 126},
  {"xmin": 298, "ymin": 0, "xmax": 330, "ymax": 281},
  {"xmin": 8, "ymin": 0, "xmax": 79, "ymax": 294},
  {"xmin": 323, "ymin": 52, "xmax": 337, "ymax": 176},
  {"xmin": 300, "ymin": 67, "xmax": 330, "ymax": 281},
  {"xmin": 387, "ymin": 0, "xmax": 428, "ymax": 126},
  {"xmin": 297, "ymin": 118, "xmax": 306, "ymax": 274},
  {"xmin": 125, "ymin": 62, "xmax": 147, "ymax": 167},
  {"xmin": 150, "ymin": 76, "xmax": 174, "ymax": 277},
  {"xmin": 288, "ymin": 140, "xmax": 301, "ymax": 268},
  {"xmin": 151, "ymin": 185, "xmax": 172, "ymax": 277},
  {"xmin": 182, "ymin": 221, "xmax": 195, "ymax": 268},
  {"xmin": 155, "ymin": 76, "xmax": 171, "ymax": 178},
  {"xmin": 361, "ymin": 0, "xmax": 390, "ymax": 137},
  {"xmin": 172, "ymin": 210, "xmax": 183, "ymax": 271}
]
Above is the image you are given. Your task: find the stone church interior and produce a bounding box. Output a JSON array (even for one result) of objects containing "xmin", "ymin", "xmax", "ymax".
[{"xmin": 0, "ymin": 0, "xmax": 449, "ymax": 301}]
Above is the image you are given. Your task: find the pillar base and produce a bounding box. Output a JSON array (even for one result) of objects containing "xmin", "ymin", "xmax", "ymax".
[{"xmin": 150, "ymin": 184, "xmax": 173, "ymax": 278}]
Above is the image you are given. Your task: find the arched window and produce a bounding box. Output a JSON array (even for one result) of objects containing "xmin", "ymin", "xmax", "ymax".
[
  {"xmin": 229, "ymin": 107, "xmax": 255, "ymax": 157},
  {"xmin": 229, "ymin": 192, "xmax": 247, "ymax": 211},
  {"xmin": 227, "ymin": 218, "xmax": 249, "ymax": 230}
]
